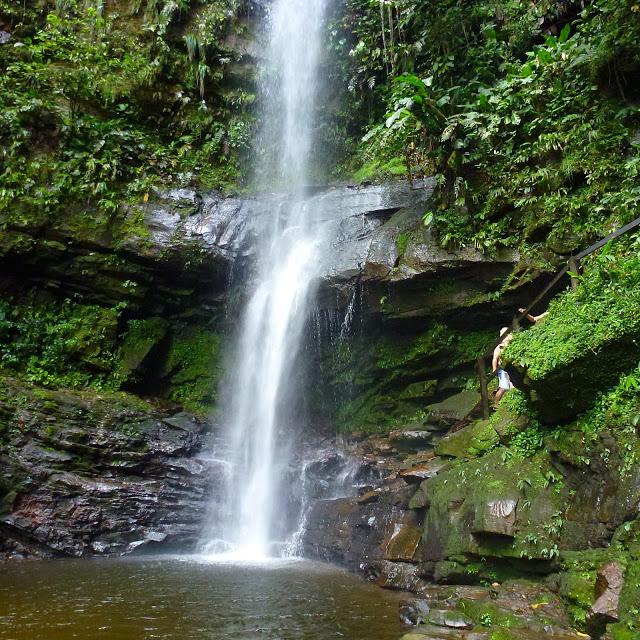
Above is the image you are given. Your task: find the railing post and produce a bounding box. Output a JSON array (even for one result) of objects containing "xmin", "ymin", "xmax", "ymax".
[
  {"xmin": 477, "ymin": 357, "xmax": 490, "ymax": 420},
  {"xmin": 568, "ymin": 257, "xmax": 580, "ymax": 290}
]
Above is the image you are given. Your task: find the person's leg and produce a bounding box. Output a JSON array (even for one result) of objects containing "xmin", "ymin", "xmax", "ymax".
[{"xmin": 495, "ymin": 388, "xmax": 505, "ymax": 404}]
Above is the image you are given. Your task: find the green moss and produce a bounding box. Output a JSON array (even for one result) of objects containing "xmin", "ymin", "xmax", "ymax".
[
  {"xmin": 395, "ymin": 232, "xmax": 410, "ymax": 257},
  {"xmin": 0, "ymin": 297, "xmax": 119, "ymax": 389},
  {"xmin": 504, "ymin": 247, "xmax": 640, "ymax": 422},
  {"xmin": 489, "ymin": 631, "xmax": 520, "ymax": 640},
  {"xmin": 458, "ymin": 598, "xmax": 521, "ymax": 628},
  {"xmin": 507, "ymin": 249, "xmax": 640, "ymax": 381},
  {"xmin": 557, "ymin": 570, "xmax": 596, "ymax": 625},
  {"xmin": 435, "ymin": 418, "xmax": 499, "ymax": 458},
  {"xmin": 353, "ymin": 157, "xmax": 407, "ymax": 182},
  {"xmin": 322, "ymin": 322, "xmax": 494, "ymax": 432},
  {"xmin": 161, "ymin": 326, "xmax": 224, "ymax": 414},
  {"xmin": 117, "ymin": 317, "xmax": 169, "ymax": 380},
  {"xmin": 608, "ymin": 628, "xmax": 639, "ymax": 640},
  {"xmin": 559, "ymin": 543, "xmax": 640, "ymax": 635}
]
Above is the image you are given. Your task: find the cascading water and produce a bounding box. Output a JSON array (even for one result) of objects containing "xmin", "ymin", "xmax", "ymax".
[{"xmin": 202, "ymin": 0, "xmax": 329, "ymax": 560}]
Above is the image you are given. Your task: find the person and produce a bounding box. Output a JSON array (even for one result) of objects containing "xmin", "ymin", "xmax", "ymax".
[
  {"xmin": 518, "ymin": 308, "xmax": 549, "ymax": 324},
  {"xmin": 492, "ymin": 327, "xmax": 514, "ymax": 405}
]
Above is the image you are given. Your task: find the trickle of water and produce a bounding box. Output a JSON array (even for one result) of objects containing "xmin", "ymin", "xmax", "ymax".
[
  {"xmin": 201, "ymin": 0, "xmax": 329, "ymax": 560},
  {"xmin": 339, "ymin": 284, "xmax": 359, "ymax": 343}
]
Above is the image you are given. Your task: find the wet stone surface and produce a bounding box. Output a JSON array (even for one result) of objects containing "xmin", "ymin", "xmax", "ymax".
[{"xmin": 0, "ymin": 377, "xmax": 216, "ymax": 559}]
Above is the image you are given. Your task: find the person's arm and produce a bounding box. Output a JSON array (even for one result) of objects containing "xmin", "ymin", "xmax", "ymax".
[
  {"xmin": 519, "ymin": 308, "xmax": 549, "ymax": 323},
  {"xmin": 519, "ymin": 308, "xmax": 538, "ymax": 323}
]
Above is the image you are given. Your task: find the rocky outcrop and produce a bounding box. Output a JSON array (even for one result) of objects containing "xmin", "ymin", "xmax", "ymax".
[
  {"xmin": 0, "ymin": 179, "xmax": 531, "ymax": 320},
  {"xmin": 510, "ymin": 324, "xmax": 640, "ymax": 424},
  {"xmin": 396, "ymin": 579, "xmax": 590, "ymax": 640},
  {"xmin": 301, "ymin": 391, "xmax": 640, "ymax": 637},
  {"xmin": 586, "ymin": 561, "xmax": 625, "ymax": 635},
  {"xmin": 0, "ymin": 376, "xmax": 215, "ymax": 559},
  {"xmin": 0, "ymin": 181, "xmax": 436, "ymax": 312}
]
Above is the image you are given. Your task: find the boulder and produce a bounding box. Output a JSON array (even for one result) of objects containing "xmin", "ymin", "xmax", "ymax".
[
  {"xmin": 427, "ymin": 609, "xmax": 475, "ymax": 630},
  {"xmin": 390, "ymin": 426, "xmax": 441, "ymax": 452},
  {"xmin": 435, "ymin": 420, "xmax": 499, "ymax": 459},
  {"xmin": 400, "ymin": 457, "xmax": 449, "ymax": 485},
  {"xmin": 472, "ymin": 498, "xmax": 518, "ymax": 538},
  {"xmin": 418, "ymin": 448, "xmax": 566, "ymax": 566},
  {"xmin": 399, "ymin": 599, "xmax": 431, "ymax": 625},
  {"xmin": 409, "ymin": 487, "xmax": 430, "ymax": 510},
  {"xmin": 373, "ymin": 560, "xmax": 426, "ymax": 591},
  {"xmin": 426, "ymin": 391, "xmax": 481, "ymax": 428},
  {"xmin": 384, "ymin": 524, "xmax": 422, "ymax": 562},
  {"xmin": 400, "ymin": 632, "xmax": 489, "ymax": 640},
  {"xmin": 586, "ymin": 561, "xmax": 625, "ymax": 635}
]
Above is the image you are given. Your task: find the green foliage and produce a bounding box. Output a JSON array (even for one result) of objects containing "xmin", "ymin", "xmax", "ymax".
[
  {"xmin": 161, "ymin": 326, "xmax": 224, "ymax": 413},
  {"xmin": 352, "ymin": 156, "xmax": 406, "ymax": 182},
  {"xmin": 395, "ymin": 231, "xmax": 409, "ymax": 256},
  {"xmin": 506, "ymin": 241, "xmax": 640, "ymax": 380},
  {"xmin": 0, "ymin": 296, "xmax": 224, "ymax": 412},
  {"xmin": 0, "ymin": 0, "xmax": 254, "ymax": 227},
  {"xmin": 338, "ymin": 0, "xmax": 640, "ymax": 253},
  {"xmin": 0, "ymin": 297, "xmax": 119, "ymax": 388}
]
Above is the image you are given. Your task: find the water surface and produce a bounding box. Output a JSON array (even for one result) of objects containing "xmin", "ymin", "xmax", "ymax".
[{"xmin": 0, "ymin": 557, "xmax": 408, "ymax": 640}]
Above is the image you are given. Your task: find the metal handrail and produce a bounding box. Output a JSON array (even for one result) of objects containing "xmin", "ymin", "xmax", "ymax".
[{"xmin": 477, "ymin": 215, "xmax": 640, "ymax": 418}]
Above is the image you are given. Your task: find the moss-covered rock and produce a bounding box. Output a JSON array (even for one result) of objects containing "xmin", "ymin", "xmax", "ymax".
[
  {"xmin": 558, "ymin": 541, "xmax": 640, "ymax": 637},
  {"xmin": 426, "ymin": 390, "xmax": 481, "ymax": 428},
  {"xmin": 321, "ymin": 323, "xmax": 492, "ymax": 433},
  {"xmin": 506, "ymin": 250, "xmax": 640, "ymax": 423},
  {"xmin": 118, "ymin": 317, "xmax": 169, "ymax": 379},
  {"xmin": 434, "ymin": 419, "xmax": 499, "ymax": 458},
  {"xmin": 159, "ymin": 325, "xmax": 224, "ymax": 414}
]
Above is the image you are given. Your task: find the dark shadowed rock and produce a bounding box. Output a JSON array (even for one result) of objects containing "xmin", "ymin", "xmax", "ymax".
[{"xmin": 390, "ymin": 426, "xmax": 443, "ymax": 452}]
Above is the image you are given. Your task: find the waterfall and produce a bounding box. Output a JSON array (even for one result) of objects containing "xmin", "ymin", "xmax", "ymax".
[{"xmin": 202, "ymin": 0, "xmax": 329, "ymax": 560}]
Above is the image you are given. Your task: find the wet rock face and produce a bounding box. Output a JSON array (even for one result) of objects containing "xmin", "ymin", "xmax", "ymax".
[
  {"xmin": 0, "ymin": 179, "xmax": 524, "ymax": 321},
  {"xmin": 0, "ymin": 181, "xmax": 437, "ymax": 312},
  {"xmin": 0, "ymin": 377, "xmax": 215, "ymax": 559},
  {"xmin": 300, "ymin": 433, "xmax": 432, "ymax": 576},
  {"xmin": 301, "ymin": 482, "xmax": 420, "ymax": 572},
  {"xmin": 138, "ymin": 180, "xmax": 441, "ymax": 297}
]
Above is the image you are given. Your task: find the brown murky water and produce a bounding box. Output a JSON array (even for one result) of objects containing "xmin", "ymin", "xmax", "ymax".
[{"xmin": 0, "ymin": 556, "xmax": 409, "ymax": 640}]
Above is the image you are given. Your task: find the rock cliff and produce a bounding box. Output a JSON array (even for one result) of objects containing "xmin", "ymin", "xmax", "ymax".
[{"xmin": 0, "ymin": 376, "xmax": 215, "ymax": 559}]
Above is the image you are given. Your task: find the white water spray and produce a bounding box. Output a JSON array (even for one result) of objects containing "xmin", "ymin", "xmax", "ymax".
[{"xmin": 203, "ymin": 0, "xmax": 329, "ymax": 560}]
